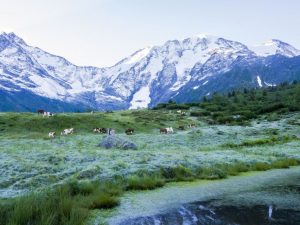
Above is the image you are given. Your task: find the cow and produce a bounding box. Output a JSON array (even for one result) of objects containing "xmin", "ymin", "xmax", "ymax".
[
  {"xmin": 48, "ymin": 132, "xmax": 56, "ymax": 138},
  {"xmin": 43, "ymin": 112, "xmax": 54, "ymax": 117},
  {"xmin": 125, "ymin": 128, "xmax": 134, "ymax": 135},
  {"xmin": 93, "ymin": 128, "xmax": 107, "ymax": 134},
  {"xmin": 166, "ymin": 127, "xmax": 174, "ymax": 134},
  {"xmin": 61, "ymin": 128, "xmax": 74, "ymax": 136},
  {"xmin": 99, "ymin": 128, "xmax": 107, "ymax": 134},
  {"xmin": 37, "ymin": 109, "xmax": 45, "ymax": 114},
  {"xmin": 160, "ymin": 128, "xmax": 168, "ymax": 134},
  {"xmin": 93, "ymin": 128, "xmax": 101, "ymax": 133},
  {"xmin": 176, "ymin": 110, "xmax": 186, "ymax": 116},
  {"xmin": 187, "ymin": 123, "xmax": 196, "ymax": 128}
]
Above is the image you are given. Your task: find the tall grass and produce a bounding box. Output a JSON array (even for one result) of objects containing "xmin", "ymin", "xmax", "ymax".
[
  {"xmin": 0, "ymin": 180, "xmax": 123, "ymax": 225},
  {"xmin": 126, "ymin": 174, "xmax": 165, "ymax": 190}
]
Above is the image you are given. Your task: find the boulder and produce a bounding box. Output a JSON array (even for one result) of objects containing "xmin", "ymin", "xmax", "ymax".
[{"xmin": 99, "ymin": 135, "xmax": 137, "ymax": 150}]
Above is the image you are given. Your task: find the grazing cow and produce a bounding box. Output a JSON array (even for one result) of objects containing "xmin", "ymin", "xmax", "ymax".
[
  {"xmin": 43, "ymin": 112, "xmax": 54, "ymax": 117},
  {"xmin": 125, "ymin": 128, "xmax": 134, "ymax": 135},
  {"xmin": 160, "ymin": 128, "xmax": 168, "ymax": 134},
  {"xmin": 187, "ymin": 123, "xmax": 196, "ymax": 129},
  {"xmin": 61, "ymin": 128, "xmax": 74, "ymax": 136},
  {"xmin": 108, "ymin": 128, "xmax": 115, "ymax": 135},
  {"xmin": 93, "ymin": 128, "xmax": 107, "ymax": 134},
  {"xmin": 37, "ymin": 109, "xmax": 45, "ymax": 114},
  {"xmin": 99, "ymin": 128, "xmax": 107, "ymax": 134},
  {"xmin": 166, "ymin": 127, "xmax": 174, "ymax": 134},
  {"xmin": 48, "ymin": 132, "xmax": 56, "ymax": 138},
  {"xmin": 178, "ymin": 126, "xmax": 185, "ymax": 130},
  {"xmin": 93, "ymin": 128, "xmax": 101, "ymax": 133}
]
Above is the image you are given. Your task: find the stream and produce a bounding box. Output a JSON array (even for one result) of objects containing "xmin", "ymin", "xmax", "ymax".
[{"xmin": 105, "ymin": 167, "xmax": 300, "ymax": 225}]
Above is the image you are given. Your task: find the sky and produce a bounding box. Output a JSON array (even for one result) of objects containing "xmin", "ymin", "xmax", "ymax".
[{"xmin": 0, "ymin": 0, "xmax": 299, "ymax": 67}]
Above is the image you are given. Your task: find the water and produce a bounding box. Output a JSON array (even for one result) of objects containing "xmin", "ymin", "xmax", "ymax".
[
  {"xmin": 118, "ymin": 202, "xmax": 300, "ymax": 225},
  {"xmin": 106, "ymin": 167, "xmax": 300, "ymax": 225}
]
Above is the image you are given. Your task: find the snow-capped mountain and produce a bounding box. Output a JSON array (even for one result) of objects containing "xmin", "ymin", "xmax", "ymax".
[{"xmin": 0, "ymin": 32, "xmax": 300, "ymax": 111}]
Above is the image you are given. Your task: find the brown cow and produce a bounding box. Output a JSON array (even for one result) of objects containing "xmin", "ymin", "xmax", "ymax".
[
  {"xmin": 160, "ymin": 128, "xmax": 168, "ymax": 134},
  {"xmin": 125, "ymin": 128, "xmax": 134, "ymax": 135},
  {"xmin": 37, "ymin": 109, "xmax": 45, "ymax": 114}
]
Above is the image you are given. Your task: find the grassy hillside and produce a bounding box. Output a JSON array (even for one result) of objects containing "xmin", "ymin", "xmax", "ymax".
[
  {"xmin": 154, "ymin": 81, "xmax": 300, "ymax": 125},
  {"xmin": 0, "ymin": 110, "xmax": 196, "ymax": 139}
]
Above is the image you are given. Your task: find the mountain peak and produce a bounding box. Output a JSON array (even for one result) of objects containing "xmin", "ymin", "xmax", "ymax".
[
  {"xmin": 250, "ymin": 39, "xmax": 300, "ymax": 57},
  {"xmin": 6, "ymin": 32, "xmax": 27, "ymax": 45}
]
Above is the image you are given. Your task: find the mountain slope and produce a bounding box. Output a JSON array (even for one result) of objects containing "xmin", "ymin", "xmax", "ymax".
[{"xmin": 0, "ymin": 32, "xmax": 300, "ymax": 111}]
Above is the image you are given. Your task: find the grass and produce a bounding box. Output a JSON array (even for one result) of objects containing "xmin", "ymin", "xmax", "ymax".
[
  {"xmin": 0, "ymin": 109, "xmax": 300, "ymax": 224},
  {"xmin": 161, "ymin": 165, "xmax": 194, "ymax": 181},
  {"xmin": 126, "ymin": 174, "xmax": 165, "ymax": 190},
  {"xmin": 0, "ymin": 180, "xmax": 123, "ymax": 225},
  {"xmin": 0, "ymin": 110, "xmax": 195, "ymax": 139},
  {"xmin": 1, "ymin": 157, "xmax": 300, "ymax": 225},
  {"xmin": 222, "ymin": 136, "xmax": 297, "ymax": 148}
]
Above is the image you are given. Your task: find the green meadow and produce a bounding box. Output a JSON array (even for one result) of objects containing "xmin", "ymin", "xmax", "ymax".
[{"xmin": 1, "ymin": 83, "xmax": 300, "ymax": 225}]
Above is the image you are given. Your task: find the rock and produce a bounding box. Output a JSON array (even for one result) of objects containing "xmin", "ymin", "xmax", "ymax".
[{"xmin": 99, "ymin": 135, "xmax": 137, "ymax": 150}]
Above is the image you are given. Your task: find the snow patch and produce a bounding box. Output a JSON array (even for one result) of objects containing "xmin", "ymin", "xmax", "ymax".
[
  {"xmin": 125, "ymin": 47, "xmax": 151, "ymax": 65},
  {"xmin": 257, "ymin": 76, "xmax": 262, "ymax": 87},
  {"xmin": 29, "ymin": 75, "xmax": 67, "ymax": 98},
  {"xmin": 264, "ymin": 81, "xmax": 276, "ymax": 87},
  {"xmin": 129, "ymin": 86, "xmax": 151, "ymax": 109}
]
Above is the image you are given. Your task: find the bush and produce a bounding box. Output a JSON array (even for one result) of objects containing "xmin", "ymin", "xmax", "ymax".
[{"xmin": 166, "ymin": 104, "xmax": 190, "ymax": 110}]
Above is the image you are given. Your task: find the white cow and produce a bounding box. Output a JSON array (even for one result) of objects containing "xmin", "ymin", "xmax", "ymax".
[
  {"xmin": 61, "ymin": 128, "xmax": 74, "ymax": 136},
  {"xmin": 48, "ymin": 132, "xmax": 56, "ymax": 138},
  {"xmin": 43, "ymin": 112, "xmax": 54, "ymax": 117},
  {"xmin": 166, "ymin": 127, "xmax": 174, "ymax": 134}
]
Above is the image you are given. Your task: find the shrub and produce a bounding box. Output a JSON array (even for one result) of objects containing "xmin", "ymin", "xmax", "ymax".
[{"xmin": 166, "ymin": 104, "xmax": 190, "ymax": 110}]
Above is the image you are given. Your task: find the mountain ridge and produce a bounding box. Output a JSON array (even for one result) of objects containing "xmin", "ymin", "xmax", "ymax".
[{"xmin": 0, "ymin": 32, "xmax": 300, "ymax": 111}]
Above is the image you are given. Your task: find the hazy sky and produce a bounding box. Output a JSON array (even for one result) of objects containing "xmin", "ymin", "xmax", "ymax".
[{"xmin": 0, "ymin": 0, "xmax": 299, "ymax": 67}]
